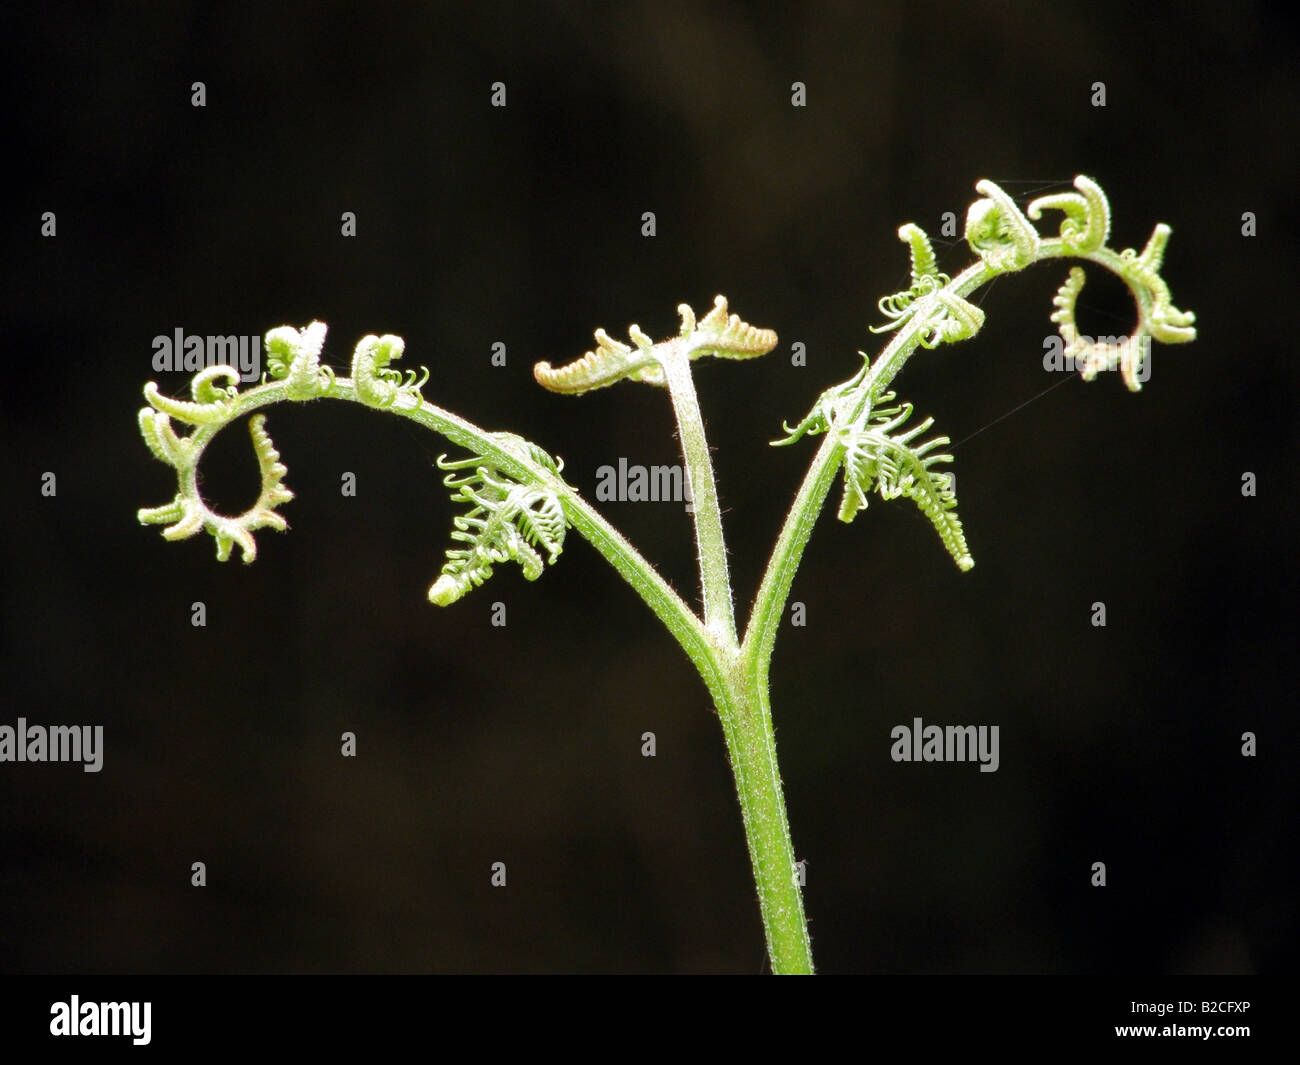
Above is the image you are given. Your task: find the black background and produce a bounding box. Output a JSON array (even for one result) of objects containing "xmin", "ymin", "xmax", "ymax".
[{"xmin": 2, "ymin": 2, "xmax": 1296, "ymax": 974}]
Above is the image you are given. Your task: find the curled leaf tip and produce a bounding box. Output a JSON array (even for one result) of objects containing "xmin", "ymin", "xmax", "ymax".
[
  {"xmin": 138, "ymin": 412, "xmax": 294, "ymax": 563},
  {"xmin": 143, "ymin": 364, "xmax": 242, "ymax": 426},
  {"xmin": 265, "ymin": 321, "xmax": 334, "ymax": 400},
  {"xmin": 352, "ymin": 332, "xmax": 425, "ymax": 408},
  {"xmin": 966, "ymin": 179, "xmax": 1040, "ymax": 272},
  {"xmin": 1027, "ymin": 175, "xmax": 1110, "ymax": 253},
  {"xmin": 428, "ymin": 574, "xmax": 462, "ymax": 606}
]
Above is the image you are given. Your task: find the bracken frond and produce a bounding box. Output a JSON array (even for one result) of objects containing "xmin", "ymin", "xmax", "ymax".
[
  {"xmin": 428, "ymin": 449, "xmax": 569, "ymax": 606},
  {"xmin": 534, "ymin": 295, "xmax": 776, "ymax": 395},
  {"xmin": 835, "ymin": 392, "xmax": 973, "ymax": 571}
]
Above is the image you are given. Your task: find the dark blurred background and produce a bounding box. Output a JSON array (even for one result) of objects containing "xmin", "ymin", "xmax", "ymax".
[{"xmin": 1, "ymin": 1, "xmax": 1296, "ymax": 973}]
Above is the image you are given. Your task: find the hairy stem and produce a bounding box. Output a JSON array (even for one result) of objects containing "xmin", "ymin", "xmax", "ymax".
[
  {"xmin": 656, "ymin": 350, "xmax": 810, "ymax": 972},
  {"xmin": 659, "ymin": 349, "xmax": 737, "ymax": 644},
  {"xmin": 717, "ymin": 657, "xmax": 814, "ymax": 973}
]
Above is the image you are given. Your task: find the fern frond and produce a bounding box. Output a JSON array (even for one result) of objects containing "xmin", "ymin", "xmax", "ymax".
[
  {"xmin": 690, "ymin": 294, "xmax": 779, "ymax": 358},
  {"xmin": 870, "ymin": 224, "xmax": 951, "ymax": 335},
  {"xmin": 265, "ymin": 322, "xmax": 336, "ymax": 400},
  {"xmin": 137, "ymin": 413, "xmax": 295, "ymax": 563},
  {"xmin": 835, "ymin": 393, "xmax": 973, "ymax": 571},
  {"xmin": 351, "ymin": 332, "xmax": 428, "ymax": 408},
  {"xmin": 965, "ymin": 180, "xmax": 1041, "ymax": 272},
  {"xmin": 534, "ymin": 295, "xmax": 776, "ymax": 395},
  {"xmin": 143, "ymin": 365, "xmax": 242, "ymax": 426},
  {"xmin": 428, "ymin": 453, "xmax": 569, "ymax": 605},
  {"xmin": 771, "ymin": 353, "xmax": 872, "ymax": 446},
  {"xmin": 1027, "ymin": 175, "xmax": 1111, "ymax": 254}
]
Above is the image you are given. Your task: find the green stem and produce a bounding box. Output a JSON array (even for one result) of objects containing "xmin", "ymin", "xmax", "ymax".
[
  {"xmin": 716, "ymin": 658, "xmax": 814, "ymax": 973},
  {"xmin": 655, "ymin": 348, "xmax": 810, "ymax": 972},
  {"xmin": 659, "ymin": 349, "xmax": 737, "ymax": 644}
]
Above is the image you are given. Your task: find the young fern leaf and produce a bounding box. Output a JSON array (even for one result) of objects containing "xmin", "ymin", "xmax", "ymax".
[
  {"xmin": 142, "ymin": 365, "xmax": 242, "ymax": 426},
  {"xmin": 871, "ymin": 223, "xmax": 985, "ymax": 346},
  {"xmin": 428, "ymin": 451, "xmax": 569, "ymax": 606},
  {"xmin": 870, "ymin": 223, "xmax": 951, "ymax": 335},
  {"xmin": 771, "ymin": 353, "xmax": 871, "ymax": 446},
  {"xmin": 964, "ymin": 179, "xmax": 1041, "ymax": 272},
  {"xmin": 1027, "ymin": 175, "xmax": 1111, "ymax": 254},
  {"xmin": 836, "ymin": 393, "xmax": 973, "ymax": 571},
  {"xmin": 1050, "ymin": 266, "xmax": 1150, "ymax": 391},
  {"xmin": 351, "ymin": 332, "xmax": 429, "ymax": 408},
  {"xmin": 265, "ymin": 321, "xmax": 336, "ymax": 399},
  {"xmin": 533, "ymin": 295, "xmax": 777, "ymax": 394},
  {"xmin": 137, "ymin": 412, "xmax": 294, "ymax": 562}
]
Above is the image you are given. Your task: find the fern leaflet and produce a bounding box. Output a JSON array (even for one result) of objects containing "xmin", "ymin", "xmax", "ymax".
[
  {"xmin": 428, "ymin": 452, "xmax": 568, "ymax": 605},
  {"xmin": 836, "ymin": 393, "xmax": 973, "ymax": 571}
]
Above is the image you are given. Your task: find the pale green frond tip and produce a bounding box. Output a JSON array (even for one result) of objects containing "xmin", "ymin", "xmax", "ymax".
[
  {"xmin": 965, "ymin": 179, "xmax": 1040, "ymax": 272},
  {"xmin": 428, "ymin": 574, "xmax": 462, "ymax": 606},
  {"xmin": 1027, "ymin": 175, "xmax": 1111, "ymax": 253},
  {"xmin": 835, "ymin": 394, "xmax": 973, "ymax": 571},
  {"xmin": 1124, "ymin": 224, "xmax": 1197, "ymax": 345},
  {"xmin": 898, "ymin": 223, "xmax": 942, "ymax": 285},
  {"xmin": 143, "ymin": 365, "xmax": 242, "ymax": 426},
  {"xmin": 138, "ymin": 407, "xmax": 193, "ymax": 465},
  {"xmin": 533, "ymin": 295, "xmax": 776, "ymax": 395},
  {"xmin": 771, "ymin": 352, "xmax": 872, "ymax": 447},
  {"xmin": 1052, "ymin": 218, "xmax": 1196, "ymax": 393},
  {"xmin": 351, "ymin": 331, "xmax": 428, "ymax": 408},
  {"xmin": 138, "ymin": 413, "xmax": 294, "ymax": 563},
  {"xmin": 265, "ymin": 321, "xmax": 335, "ymax": 400},
  {"xmin": 428, "ymin": 450, "xmax": 568, "ymax": 606},
  {"xmin": 1051, "ymin": 265, "xmax": 1150, "ymax": 391},
  {"xmin": 871, "ymin": 225, "xmax": 984, "ymax": 345}
]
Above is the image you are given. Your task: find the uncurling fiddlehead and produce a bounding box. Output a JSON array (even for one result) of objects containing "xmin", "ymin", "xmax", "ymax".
[
  {"xmin": 428, "ymin": 447, "xmax": 569, "ymax": 606},
  {"xmin": 138, "ymin": 324, "xmax": 344, "ymax": 564},
  {"xmin": 142, "ymin": 365, "xmax": 242, "ymax": 426},
  {"xmin": 962, "ymin": 176, "xmax": 1195, "ymax": 389},
  {"xmin": 1049, "ymin": 266, "xmax": 1148, "ymax": 390},
  {"xmin": 964, "ymin": 179, "xmax": 1041, "ymax": 272},
  {"xmin": 265, "ymin": 321, "xmax": 336, "ymax": 399},
  {"xmin": 139, "ymin": 334, "xmax": 299, "ymax": 563},
  {"xmin": 777, "ymin": 174, "xmax": 1198, "ymax": 572},
  {"xmin": 351, "ymin": 332, "xmax": 429, "ymax": 408},
  {"xmin": 1027, "ymin": 174, "xmax": 1111, "ymax": 255},
  {"xmin": 533, "ymin": 295, "xmax": 777, "ymax": 394},
  {"xmin": 835, "ymin": 392, "xmax": 972, "ymax": 572},
  {"xmin": 871, "ymin": 224, "xmax": 949, "ymax": 330},
  {"xmin": 1048, "ymin": 225, "xmax": 1197, "ymax": 392},
  {"xmin": 138, "ymin": 411, "xmax": 294, "ymax": 563},
  {"xmin": 140, "ymin": 323, "xmax": 569, "ymax": 596},
  {"xmin": 871, "ymin": 223, "xmax": 985, "ymax": 347}
]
